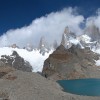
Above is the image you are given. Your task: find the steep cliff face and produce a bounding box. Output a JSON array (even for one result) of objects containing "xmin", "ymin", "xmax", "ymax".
[{"xmin": 42, "ymin": 45, "xmax": 100, "ymax": 80}]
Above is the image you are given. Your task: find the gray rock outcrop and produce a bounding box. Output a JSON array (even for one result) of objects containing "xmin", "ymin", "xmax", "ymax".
[{"xmin": 0, "ymin": 51, "xmax": 32, "ymax": 72}]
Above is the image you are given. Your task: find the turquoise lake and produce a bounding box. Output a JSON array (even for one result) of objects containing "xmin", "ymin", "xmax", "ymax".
[{"xmin": 58, "ymin": 79, "xmax": 100, "ymax": 96}]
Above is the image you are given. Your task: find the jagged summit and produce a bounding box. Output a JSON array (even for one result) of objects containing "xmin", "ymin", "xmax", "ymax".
[
  {"xmin": 38, "ymin": 36, "xmax": 45, "ymax": 49},
  {"xmin": 85, "ymin": 22, "xmax": 100, "ymax": 41},
  {"xmin": 74, "ymin": 22, "xmax": 100, "ymax": 50},
  {"xmin": 3, "ymin": 25, "xmax": 100, "ymax": 53},
  {"xmin": 9, "ymin": 44, "xmax": 19, "ymax": 48},
  {"xmin": 61, "ymin": 26, "xmax": 80, "ymax": 49},
  {"xmin": 64, "ymin": 26, "xmax": 76, "ymax": 38},
  {"xmin": 64, "ymin": 26, "xmax": 70, "ymax": 34},
  {"xmin": 61, "ymin": 27, "xmax": 72, "ymax": 49},
  {"xmin": 38, "ymin": 36, "xmax": 49, "ymax": 55},
  {"xmin": 25, "ymin": 43, "xmax": 33, "ymax": 51}
]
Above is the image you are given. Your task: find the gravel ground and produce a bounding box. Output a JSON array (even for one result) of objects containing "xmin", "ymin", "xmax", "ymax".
[{"xmin": 0, "ymin": 70, "xmax": 99, "ymax": 100}]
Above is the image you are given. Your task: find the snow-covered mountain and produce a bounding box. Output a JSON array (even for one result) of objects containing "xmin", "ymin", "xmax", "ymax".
[
  {"xmin": 60, "ymin": 25, "xmax": 100, "ymax": 51},
  {"xmin": 61, "ymin": 27, "xmax": 84, "ymax": 49},
  {"xmin": 1, "ymin": 25, "xmax": 100, "ymax": 73},
  {"xmin": 60, "ymin": 26, "xmax": 100, "ymax": 67}
]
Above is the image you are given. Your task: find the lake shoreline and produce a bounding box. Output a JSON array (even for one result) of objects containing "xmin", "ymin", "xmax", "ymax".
[
  {"xmin": 58, "ymin": 78, "xmax": 100, "ymax": 96},
  {"xmin": 0, "ymin": 69, "xmax": 100, "ymax": 100}
]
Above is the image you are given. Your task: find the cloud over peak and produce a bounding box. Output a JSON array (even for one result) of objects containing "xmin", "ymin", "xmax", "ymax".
[{"xmin": 0, "ymin": 7, "xmax": 87, "ymax": 47}]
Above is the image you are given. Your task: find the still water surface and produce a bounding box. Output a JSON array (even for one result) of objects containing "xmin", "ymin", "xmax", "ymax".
[{"xmin": 58, "ymin": 79, "xmax": 100, "ymax": 96}]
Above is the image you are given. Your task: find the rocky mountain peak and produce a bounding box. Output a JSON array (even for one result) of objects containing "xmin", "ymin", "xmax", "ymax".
[
  {"xmin": 85, "ymin": 22, "xmax": 100, "ymax": 41},
  {"xmin": 38, "ymin": 36, "xmax": 49, "ymax": 55},
  {"xmin": 12, "ymin": 51, "xmax": 19, "ymax": 57},
  {"xmin": 10, "ymin": 44, "xmax": 19, "ymax": 48},
  {"xmin": 61, "ymin": 27, "xmax": 71, "ymax": 49},
  {"xmin": 42, "ymin": 44, "xmax": 100, "ymax": 80},
  {"xmin": 64, "ymin": 26, "xmax": 70, "ymax": 34},
  {"xmin": 61, "ymin": 27, "xmax": 77, "ymax": 49},
  {"xmin": 25, "ymin": 43, "xmax": 33, "ymax": 51}
]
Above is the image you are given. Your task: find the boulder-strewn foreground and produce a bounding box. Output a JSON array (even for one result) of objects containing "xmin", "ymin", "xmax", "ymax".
[
  {"xmin": 42, "ymin": 45, "xmax": 100, "ymax": 80},
  {"xmin": 0, "ymin": 69, "xmax": 99, "ymax": 100}
]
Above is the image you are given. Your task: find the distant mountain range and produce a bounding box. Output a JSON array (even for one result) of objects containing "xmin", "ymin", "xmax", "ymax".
[
  {"xmin": 5, "ymin": 22, "xmax": 100, "ymax": 54},
  {"xmin": 0, "ymin": 22, "xmax": 100, "ymax": 73}
]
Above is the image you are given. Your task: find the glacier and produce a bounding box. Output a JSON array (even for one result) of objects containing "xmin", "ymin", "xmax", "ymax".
[{"xmin": 0, "ymin": 47, "xmax": 53, "ymax": 72}]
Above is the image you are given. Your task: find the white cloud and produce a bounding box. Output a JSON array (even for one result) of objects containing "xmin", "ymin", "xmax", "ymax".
[
  {"xmin": 0, "ymin": 7, "xmax": 84, "ymax": 47},
  {"xmin": 86, "ymin": 9, "xmax": 100, "ymax": 29}
]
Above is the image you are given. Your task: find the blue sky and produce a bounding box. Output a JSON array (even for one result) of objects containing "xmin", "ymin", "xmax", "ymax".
[
  {"xmin": 0, "ymin": 0, "xmax": 100, "ymax": 34},
  {"xmin": 0, "ymin": 0, "xmax": 100, "ymax": 47}
]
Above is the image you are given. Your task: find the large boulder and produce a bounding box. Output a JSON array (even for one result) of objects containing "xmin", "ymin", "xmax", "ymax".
[{"xmin": 42, "ymin": 44, "xmax": 100, "ymax": 80}]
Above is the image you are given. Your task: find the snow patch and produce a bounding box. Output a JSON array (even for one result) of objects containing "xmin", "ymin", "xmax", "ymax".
[
  {"xmin": 93, "ymin": 49, "xmax": 100, "ymax": 54},
  {"xmin": 69, "ymin": 38, "xmax": 79, "ymax": 45},
  {"xmin": 80, "ymin": 35, "xmax": 91, "ymax": 43},
  {"xmin": 95, "ymin": 60, "xmax": 100, "ymax": 66}
]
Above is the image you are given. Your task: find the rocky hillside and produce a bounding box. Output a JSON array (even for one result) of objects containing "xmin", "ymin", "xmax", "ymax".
[
  {"xmin": 0, "ymin": 51, "xmax": 32, "ymax": 72},
  {"xmin": 42, "ymin": 44, "xmax": 100, "ymax": 80},
  {"xmin": 0, "ymin": 68, "xmax": 99, "ymax": 100}
]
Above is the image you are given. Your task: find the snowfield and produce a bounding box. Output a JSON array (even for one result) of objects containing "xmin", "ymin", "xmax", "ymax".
[{"xmin": 0, "ymin": 47, "xmax": 53, "ymax": 72}]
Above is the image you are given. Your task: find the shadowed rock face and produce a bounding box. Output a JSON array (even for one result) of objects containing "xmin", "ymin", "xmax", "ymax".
[
  {"xmin": 0, "ymin": 51, "xmax": 32, "ymax": 72},
  {"xmin": 42, "ymin": 45, "xmax": 100, "ymax": 80}
]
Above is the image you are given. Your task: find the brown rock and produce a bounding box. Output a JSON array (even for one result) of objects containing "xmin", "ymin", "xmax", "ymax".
[{"xmin": 42, "ymin": 45, "xmax": 100, "ymax": 80}]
